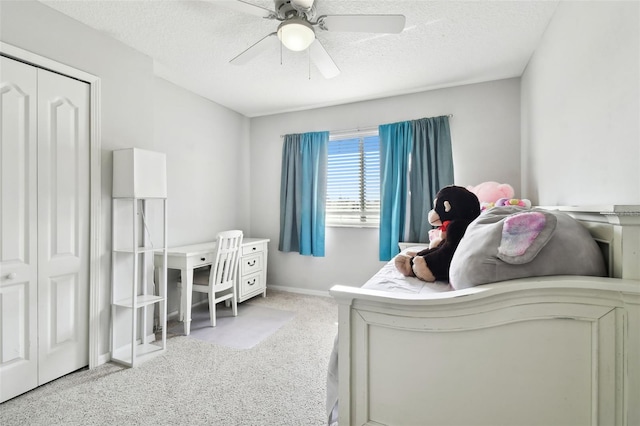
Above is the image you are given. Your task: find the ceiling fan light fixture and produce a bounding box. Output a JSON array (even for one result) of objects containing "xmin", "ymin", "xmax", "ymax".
[{"xmin": 277, "ymin": 18, "xmax": 315, "ymax": 51}]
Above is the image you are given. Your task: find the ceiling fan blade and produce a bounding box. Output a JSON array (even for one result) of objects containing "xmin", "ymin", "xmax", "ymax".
[
  {"xmin": 224, "ymin": 0, "xmax": 276, "ymax": 19},
  {"xmin": 291, "ymin": 0, "xmax": 315, "ymax": 11},
  {"xmin": 309, "ymin": 40, "xmax": 340, "ymax": 79},
  {"xmin": 230, "ymin": 32, "xmax": 279, "ymax": 65},
  {"xmin": 318, "ymin": 14, "xmax": 406, "ymax": 33}
]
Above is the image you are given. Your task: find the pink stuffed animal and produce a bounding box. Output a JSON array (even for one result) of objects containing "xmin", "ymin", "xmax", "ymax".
[{"xmin": 466, "ymin": 181, "xmax": 515, "ymax": 211}]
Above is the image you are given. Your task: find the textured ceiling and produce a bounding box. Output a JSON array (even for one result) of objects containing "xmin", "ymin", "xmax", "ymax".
[{"xmin": 40, "ymin": 0, "xmax": 559, "ymax": 117}]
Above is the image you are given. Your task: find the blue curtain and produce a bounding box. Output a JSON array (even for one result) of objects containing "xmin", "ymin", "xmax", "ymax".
[
  {"xmin": 278, "ymin": 131, "xmax": 328, "ymax": 256},
  {"xmin": 378, "ymin": 116, "xmax": 454, "ymax": 261},
  {"xmin": 408, "ymin": 116, "xmax": 454, "ymax": 243},
  {"xmin": 378, "ymin": 121, "xmax": 413, "ymax": 261}
]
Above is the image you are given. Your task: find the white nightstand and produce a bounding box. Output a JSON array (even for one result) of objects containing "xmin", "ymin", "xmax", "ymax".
[{"xmin": 398, "ymin": 242, "xmax": 427, "ymax": 252}]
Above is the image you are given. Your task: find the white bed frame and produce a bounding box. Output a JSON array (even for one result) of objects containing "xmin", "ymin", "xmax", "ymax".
[{"xmin": 330, "ymin": 205, "xmax": 640, "ymax": 426}]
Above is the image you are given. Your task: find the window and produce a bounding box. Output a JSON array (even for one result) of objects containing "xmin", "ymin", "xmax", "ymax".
[{"xmin": 326, "ymin": 130, "xmax": 380, "ymax": 227}]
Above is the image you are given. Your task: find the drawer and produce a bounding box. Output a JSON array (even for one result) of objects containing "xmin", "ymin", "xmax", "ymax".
[
  {"xmin": 242, "ymin": 241, "xmax": 266, "ymax": 256},
  {"xmin": 239, "ymin": 271, "xmax": 264, "ymax": 298},
  {"xmin": 189, "ymin": 253, "xmax": 213, "ymax": 269},
  {"xmin": 241, "ymin": 253, "xmax": 263, "ymax": 275}
]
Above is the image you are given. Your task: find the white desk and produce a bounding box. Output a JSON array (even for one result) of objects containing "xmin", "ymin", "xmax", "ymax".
[{"xmin": 155, "ymin": 238, "xmax": 269, "ymax": 335}]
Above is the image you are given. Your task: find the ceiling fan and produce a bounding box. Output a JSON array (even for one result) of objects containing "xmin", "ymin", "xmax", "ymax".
[{"xmin": 227, "ymin": 0, "xmax": 406, "ymax": 79}]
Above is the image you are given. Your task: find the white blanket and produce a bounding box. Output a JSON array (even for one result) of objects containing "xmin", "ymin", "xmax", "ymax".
[{"xmin": 361, "ymin": 246, "xmax": 453, "ymax": 293}]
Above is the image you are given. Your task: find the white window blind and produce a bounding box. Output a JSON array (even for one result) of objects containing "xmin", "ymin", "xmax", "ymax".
[{"xmin": 326, "ymin": 132, "xmax": 380, "ymax": 227}]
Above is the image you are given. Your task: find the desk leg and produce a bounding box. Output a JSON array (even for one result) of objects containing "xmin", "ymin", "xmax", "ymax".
[
  {"xmin": 158, "ymin": 265, "xmax": 167, "ymax": 321},
  {"xmin": 181, "ymin": 268, "xmax": 193, "ymax": 335},
  {"xmin": 177, "ymin": 280, "xmax": 183, "ymax": 322},
  {"xmin": 158, "ymin": 265, "xmax": 167, "ymax": 346}
]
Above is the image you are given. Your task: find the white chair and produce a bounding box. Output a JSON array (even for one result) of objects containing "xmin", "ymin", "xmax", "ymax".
[{"xmin": 192, "ymin": 230, "xmax": 243, "ymax": 327}]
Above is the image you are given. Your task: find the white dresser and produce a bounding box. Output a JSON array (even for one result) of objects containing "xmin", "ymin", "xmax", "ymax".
[
  {"xmin": 398, "ymin": 242, "xmax": 425, "ymax": 251},
  {"xmin": 238, "ymin": 238, "xmax": 269, "ymax": 303}
]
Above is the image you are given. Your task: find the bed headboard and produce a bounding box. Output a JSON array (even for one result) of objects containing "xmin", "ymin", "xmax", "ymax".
[{"xmin": 540, "ymin": 205, "xmax": 640, "ymax": 280}]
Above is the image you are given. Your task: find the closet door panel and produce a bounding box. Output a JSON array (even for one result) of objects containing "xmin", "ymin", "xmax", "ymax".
[
  {"xmin": 36, "ymin": 67, "xmax": 90, "ymax": 385},
  {"xmin": 0, "ymin": 56, "xmax": 39, "ymax": 402}
]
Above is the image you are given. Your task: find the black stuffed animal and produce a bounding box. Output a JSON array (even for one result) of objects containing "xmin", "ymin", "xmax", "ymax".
[{"xmin": 395, "ymin": 185, "xmax": 481, "ymax": 282}]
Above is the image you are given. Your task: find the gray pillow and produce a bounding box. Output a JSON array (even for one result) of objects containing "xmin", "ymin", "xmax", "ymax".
[{"xmin": 449, "ymin": 207, "xmax": 606, "ymax": 290}]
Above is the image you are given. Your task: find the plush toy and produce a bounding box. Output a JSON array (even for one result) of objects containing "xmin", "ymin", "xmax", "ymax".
[
  {"xmin": 395, "ymin": 185, "xmax": 481, "ymax": 282},
  {"xmin": 495, "ymin": 198, "xmax": 532, "ymax": 208},
  {"xmin": 466, "ymin": 181, "xmax": 515, "ymax": 211}
]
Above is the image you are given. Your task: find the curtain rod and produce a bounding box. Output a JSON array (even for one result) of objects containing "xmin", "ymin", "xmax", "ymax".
[{"xmin": 280, "ymin": 114, "xmax": 453, "ymax": 138}]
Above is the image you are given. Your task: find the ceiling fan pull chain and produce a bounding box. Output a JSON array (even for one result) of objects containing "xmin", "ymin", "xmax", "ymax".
[
  {"xmin": 280, "ymin": 40, "xmax": 283, "ymax": 65},
  {"xmin": 308, "ymin": 48, "xmax": 311, "ymax": 80}
]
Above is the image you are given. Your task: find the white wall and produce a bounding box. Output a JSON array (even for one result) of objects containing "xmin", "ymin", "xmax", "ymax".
[
  {"xmin": 1, "ymin": 1, "xmax": 250, "ymax": 360},
  {"xmin": 249, "ymin": 79, "xmax": 521, "ymax": 293},
  {"xmin": 521, "ymin": 1, "xmax": 640, "ymax": 205},
  {"xmin": 153, "ymin": 77, "xmax": 250, "ymax": 247}
]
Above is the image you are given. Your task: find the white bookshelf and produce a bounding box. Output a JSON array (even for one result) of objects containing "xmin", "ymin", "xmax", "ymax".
[{"xmin": 111, "ymin": 148, "xmax": 167, "ymax": 367}]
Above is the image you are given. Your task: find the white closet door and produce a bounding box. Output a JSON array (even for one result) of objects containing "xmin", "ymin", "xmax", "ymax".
[
  {"xmin": 0, "ymin": 56, "xmax": 39, "ymax": 402},
  {"xmin": 36, "ymin": 67, "xmax": 90, "ymax": 384},
  {"xmin": 0, "ymin": 56, "xmax": 90, "ymax": 402}
]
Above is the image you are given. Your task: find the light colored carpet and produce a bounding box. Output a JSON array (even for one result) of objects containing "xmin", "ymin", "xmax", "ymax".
[
  {"xmin": 0, "ymin": 290, "xmax": 338, "ymax": 426},
  {"xmin": 170, "ymin": 302, "xmax": 296, "ymax": 349}
]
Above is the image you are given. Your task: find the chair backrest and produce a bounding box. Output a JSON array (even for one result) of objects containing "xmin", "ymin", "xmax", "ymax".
[{"xmin": 209, "ymin": 230, "xmax": 243, "ymax": 291}]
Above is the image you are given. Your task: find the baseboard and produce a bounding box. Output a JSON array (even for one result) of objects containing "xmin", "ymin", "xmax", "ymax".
[
  {"xmin": 98, "ymin": 352, "xmax": 111, "ymax": 365},
  {"xmin": 267, "ymin": 285, "xmax": 332, "ymax": 298}
]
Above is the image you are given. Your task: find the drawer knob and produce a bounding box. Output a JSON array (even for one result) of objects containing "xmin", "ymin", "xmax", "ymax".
[
  {"xmin": 252, "ymin": 247, "xmax": 256, "ymax": 251},
  {"xmin": 247, "ymin": 278, "xmax": 256, "ymax": 286},
  {"xmin": 247, "ymin": 260, "xmax": 256, "ymax": 267},
  {"xmin": 200, "ymin": 257, "xmax": 206, "ymax": 261},
  {"xmin": 6, "ymin": 272, "xmax": 16, "ymax": 280}
]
